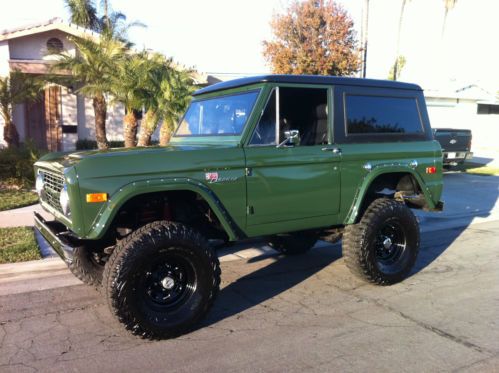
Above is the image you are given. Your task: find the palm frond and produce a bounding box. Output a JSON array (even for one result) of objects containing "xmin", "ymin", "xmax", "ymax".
[{"xmin": 65, "ymin": 0, "xmax": 100, "ymax": 30}]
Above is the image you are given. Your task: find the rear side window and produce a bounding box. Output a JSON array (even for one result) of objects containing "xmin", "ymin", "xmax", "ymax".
[{"xmin": 345, "ymin": 95, "xmax": 423, "ymax": 135}]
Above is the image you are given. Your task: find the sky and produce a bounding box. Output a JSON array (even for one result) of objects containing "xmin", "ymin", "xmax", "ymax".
[{"xmin": 0, "ymin": 0, "xmax": 498, "ymax": 90}]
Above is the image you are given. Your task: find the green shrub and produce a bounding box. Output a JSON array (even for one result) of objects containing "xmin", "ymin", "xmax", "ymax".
[
  {"xmin": 76, "ymin": 139, "xmax": 125, "ymax": 149},
  {"xmin": 0, "ymin": 141, "xmax": 45, "ymax": 188}
]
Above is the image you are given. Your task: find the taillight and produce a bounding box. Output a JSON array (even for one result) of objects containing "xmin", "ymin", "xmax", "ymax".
[{"xmin": 426, "ymin": 166, "xmax": 437, "ymax": 174}]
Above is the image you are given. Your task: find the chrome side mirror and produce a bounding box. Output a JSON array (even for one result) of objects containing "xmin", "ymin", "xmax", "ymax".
[{"xmin": 277, "ymin": 129, "xmax": 300, "ymax": 148}]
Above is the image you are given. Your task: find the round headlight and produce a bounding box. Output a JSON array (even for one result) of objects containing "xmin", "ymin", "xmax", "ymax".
[
  {"xmin": 59, "ymin": 184, "xmax": 71, "ymax": 216},
  {"xmin": 35, "ymin": 173, "xmax": 44, "ymax": 196}
]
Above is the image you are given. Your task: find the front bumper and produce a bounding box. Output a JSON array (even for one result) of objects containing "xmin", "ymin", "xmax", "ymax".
[{"xmin": 34, "ymin": 212, "xmax": 75, "ymax": 264}]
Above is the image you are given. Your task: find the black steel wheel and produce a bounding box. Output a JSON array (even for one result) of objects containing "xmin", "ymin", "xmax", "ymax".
[
  {"xmin": 139, "ymin": 253, "xmax": 196, "ymax": 312},
  {"xmin": 375, "ymin": 219, "xmax": 408, "ymax": 271},
  {"xmin": 103, "ymin": 221, "xmax": 220, "ymax": 339},
  {"xmin": 343, "ymin": 199, "xmax": 420, "ymax": 285}
]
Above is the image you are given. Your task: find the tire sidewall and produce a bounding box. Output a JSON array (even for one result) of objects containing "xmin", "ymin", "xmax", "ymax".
[
  {"xmin": 69, "ymin": 246, "xmax": 104, "ymax": 286},
  {"xmin": 363, "ymin": 202, "xmax": 420, "ymax": 283},
  {"xmin": 105, "ymin": 222, "xmax": 218, "ymax": 338}
]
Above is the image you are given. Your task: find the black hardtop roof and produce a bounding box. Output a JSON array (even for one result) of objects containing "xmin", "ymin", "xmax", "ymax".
[{"xmin": 193, "ymin": 74, "xmax": 422, "ymax": 96}]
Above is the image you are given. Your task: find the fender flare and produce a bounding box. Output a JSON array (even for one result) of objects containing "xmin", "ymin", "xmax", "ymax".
[
  {"xmin": 345, "ymin": 165, "xmax": 437, "ymax": 224},
  {"xmin": 84, "ymin": 177, "xmax": 243, "ymax": 240}
]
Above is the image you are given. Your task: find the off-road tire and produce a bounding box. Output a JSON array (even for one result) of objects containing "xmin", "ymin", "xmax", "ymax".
[
  {"xmin": 268, "ymin": 231, "xmax": 318, "ymax": 255},
  {"xmin": 68, "ymin": 246, "xmax": 104, "ymax": 286},
  {"xmin": 103, "ymin": 220, "xmax": 221, "ymax": 340},
  {"xmin": 343, "ymin": 199, "xmax": 420, "ymax": 285}
]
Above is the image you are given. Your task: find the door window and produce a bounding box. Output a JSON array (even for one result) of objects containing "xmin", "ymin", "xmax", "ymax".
[{"xmin": 250, "ymin": 87, "xmax": 329, "ymax": 146}]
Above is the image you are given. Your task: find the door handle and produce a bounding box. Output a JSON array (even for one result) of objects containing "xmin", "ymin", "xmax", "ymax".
[{"xmin": 322, "ymin": 146, "xmax": 342, "ymax": 154}]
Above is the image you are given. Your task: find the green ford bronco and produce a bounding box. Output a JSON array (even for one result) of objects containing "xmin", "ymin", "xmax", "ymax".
[{"xmin": 34, "ymin": 75, "xmax": 443, "ymax": 339}]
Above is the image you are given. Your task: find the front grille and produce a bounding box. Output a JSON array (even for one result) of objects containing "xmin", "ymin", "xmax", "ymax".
[{"xmin": 40, "ymin": 170, "xmax": 64, "ymax": 213}]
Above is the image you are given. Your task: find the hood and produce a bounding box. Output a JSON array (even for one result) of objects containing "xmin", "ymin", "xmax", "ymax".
[
  {"xmin": 67, "ymin": 144, "xmax": 205, "ymax": 160},
  {"xmin": 40, "ymin": 142, "xmax": 245, "ymax": 181}
]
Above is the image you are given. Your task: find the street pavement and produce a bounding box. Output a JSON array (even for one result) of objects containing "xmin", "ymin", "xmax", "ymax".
[{"xmin": 1, "ymin": 219, "xmax": 499, "ymax": 372}]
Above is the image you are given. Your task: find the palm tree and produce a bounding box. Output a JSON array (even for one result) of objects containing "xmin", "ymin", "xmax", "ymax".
[
  {"xmin": 136, "ymin": 55, "xmax": 194, "ymax": 147},
  {"xmin": 65, "ymin": 0, "xmax": 100, "ymax": 30},
  {"xmin": 391, "ymin": 0, "xmax": 409, "ymax": 81},
  {"xmin": 52, "ymin": 36, "xmax": 125, "ymax": 149},
  {"xmin": 136, "ymin": 54, "xmax": 171, "ymax": 146},
  {"xmin": 0, "ymin": 72, "xmax": 42, "ymax": 148},
  {"xmin": 442, "ymin": 0, "xmax": 458, "ymax": 37},
  {"xmin": 158, "ymin": 69, "xmax": 194, "ymax": 146},
  {"xmin": 111, "ymin": 52, "xmax": 149, "ymax": 148}
]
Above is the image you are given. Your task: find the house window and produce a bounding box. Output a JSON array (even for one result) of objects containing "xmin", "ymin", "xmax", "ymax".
[
  {"xmin": 477, "ymin": 103, "xmax": 499, "ymax": 115},
  {"xmin": 47, "ymin": 38, "xmax": 64, "ymax": 53}
]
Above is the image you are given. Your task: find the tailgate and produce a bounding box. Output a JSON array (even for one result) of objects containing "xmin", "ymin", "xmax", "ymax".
[{"xmin": 434, "ymin": 129, "xmax": 471, "ymax": 152}]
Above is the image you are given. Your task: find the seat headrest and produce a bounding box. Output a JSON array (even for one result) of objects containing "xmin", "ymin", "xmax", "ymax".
[{"xmin": 315, "ymin": 104, "xmax": 328, "ymax": 120}]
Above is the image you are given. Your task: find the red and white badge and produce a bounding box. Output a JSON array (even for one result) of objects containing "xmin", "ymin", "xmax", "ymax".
[{"xmin": 205, "ymin": 172, "xmax": 219, "ymax": 183}]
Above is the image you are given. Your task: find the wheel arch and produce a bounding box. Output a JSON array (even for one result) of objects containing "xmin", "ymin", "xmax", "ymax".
[
  {"xmin": 345, "ymin": 167, "xmax": 436, "ymax": 224},
  {"xmin": 84, "ymin": 177, "xmax": 242, "ymax": 241}
]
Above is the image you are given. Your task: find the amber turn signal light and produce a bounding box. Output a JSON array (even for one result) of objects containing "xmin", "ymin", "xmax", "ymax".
[
  {"xmin": 426, "ymin": 166, "xmax": 437, "ymax": 174},
  {"xmin": 86, "ymin": 193, "xmax": 108, "ymax": 203}
]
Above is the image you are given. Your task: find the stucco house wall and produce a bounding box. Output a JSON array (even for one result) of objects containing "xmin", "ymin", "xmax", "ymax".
[
  {"xmin": 0, "ymin": 19, "xmax": 129, "ymax": 150},
  {"xmin": 78, "ymin": 96, "xmax": 126, "ymax": 143},
  {"xmin": 8, "ymin": 30, "xmax": 76, "ymax": 61}
]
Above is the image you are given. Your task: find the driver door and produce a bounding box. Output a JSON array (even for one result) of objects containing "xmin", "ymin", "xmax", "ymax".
[{"xmin": 243, "ymin": 86, "xmax": 341, "ymax": 235}]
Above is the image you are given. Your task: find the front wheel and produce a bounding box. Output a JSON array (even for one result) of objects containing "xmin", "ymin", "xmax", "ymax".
[
  {"xmin": 343, "ymin": 199, "xmax": 420, "ymax": 285},
  {"xmin": 103, "ymin": 221, "xmax": 221, "ymax": 339}
]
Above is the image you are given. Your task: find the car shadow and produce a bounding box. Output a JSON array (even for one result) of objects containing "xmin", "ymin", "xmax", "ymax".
[
  {"xmin": 199, "ymin": 173, "xmax": 498, "ymax": 329},
  {"xmin": 411, "ymin": 173, "xmax": 498, "ymax": 275},
  {"xmin": 200, "ymin": 244, "xmax": 342, "ymax": 329},
  {"xmin": 470, "ymin": 156, "xmax": 493, "ymax": 166}
]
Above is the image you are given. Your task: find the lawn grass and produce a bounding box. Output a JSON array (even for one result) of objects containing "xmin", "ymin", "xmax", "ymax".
[
  {"xmin": 0, "ymin": 226, "xmax": 41, "ymax": 264},
  {"xmin": 455, "ymin": 162, "xmax": 499, "ymax": 176},
  {"xmin": 0, "ymin": 189, "xmax": 39, "ymax": 211}
]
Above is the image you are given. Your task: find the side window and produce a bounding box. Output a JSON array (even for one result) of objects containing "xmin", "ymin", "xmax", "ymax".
[
  {"xmin": 250, "ymin": 90, "xmax": 277, "ymax": 145},
  {"xmin": 280, "ymin": 87, "xmax": 328, "ymax": 146},
  {"xmin": 250, "ymin": 87, "xmax": 329, "ymax": 146},
  {"xmin": 345, "ymin": 95, "xmax": 423, "ymax": 135}
]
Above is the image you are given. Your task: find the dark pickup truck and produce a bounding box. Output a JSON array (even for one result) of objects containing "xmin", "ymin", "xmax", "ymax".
[{"xmin": 433, "ymin": 128, "xmax": 473, "ymax": 167}]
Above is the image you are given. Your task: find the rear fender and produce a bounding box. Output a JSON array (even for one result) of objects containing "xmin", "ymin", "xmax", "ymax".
[{"xmin": 345, "ymin": 165, "xmax": 438, "ymax": 224}]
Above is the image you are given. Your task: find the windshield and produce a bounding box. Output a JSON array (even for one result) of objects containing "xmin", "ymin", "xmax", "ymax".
[{"xmin": 175, "ymin": 90, "xmax": 259, "ymax": 136}]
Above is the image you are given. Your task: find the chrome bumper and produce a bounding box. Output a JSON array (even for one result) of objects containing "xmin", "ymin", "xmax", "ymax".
[{"xmin": 34, "ymin": 212, "xmax": 75, "ymax": 264}]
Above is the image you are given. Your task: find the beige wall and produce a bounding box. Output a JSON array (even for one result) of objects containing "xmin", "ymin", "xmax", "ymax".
[
  {"xmin": 0, "ymin": 40, "xmax": 10, "ymax": 76},
  {"xmin": 8, "ymin": 30, "xmax": 76, "ymax": 61},
  {"xmin": 77, "ymin": 95, "xmax": 126, "ymax": 143}
]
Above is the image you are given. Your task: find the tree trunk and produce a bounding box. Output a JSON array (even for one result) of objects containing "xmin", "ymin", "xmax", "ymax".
[
  {"xmin": 92, "ymin": 95, "xmax": 109, "ymax": 149},
  {"xmin": 392, "ymin": 0, "xmax": 407, "ymax": 81},
  {"xmin": 159, "ymin": 118, "xmax": 173, "ymax": 146},
  {"xmin": 137, "ymin": 110, "xmax": 158, "ymax": 146},
  {"xmin": 3, "ymin": 120, "xmax": 20, "ymax": 148},
  {"xmin": 123, "ymin": 111, "xmax": 138, "ymax": 148}
]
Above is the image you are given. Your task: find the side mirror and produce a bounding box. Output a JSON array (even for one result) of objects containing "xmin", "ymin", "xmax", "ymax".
[{"xmin": 278, "ymin": 129, "xmax": 300, "ymax": 148}]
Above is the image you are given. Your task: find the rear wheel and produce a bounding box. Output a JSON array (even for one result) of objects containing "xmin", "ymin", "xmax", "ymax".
[
  {"xmin": 343, "ymin": 199, "xmax": 420, "ymax": 285},
  {"xmin": 268, "ymin": 231, "xmax": 318, "ymax": 255},
  {"xmin": 103, "ymin": 220, "xmax": 220, "ymax": 339}
]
